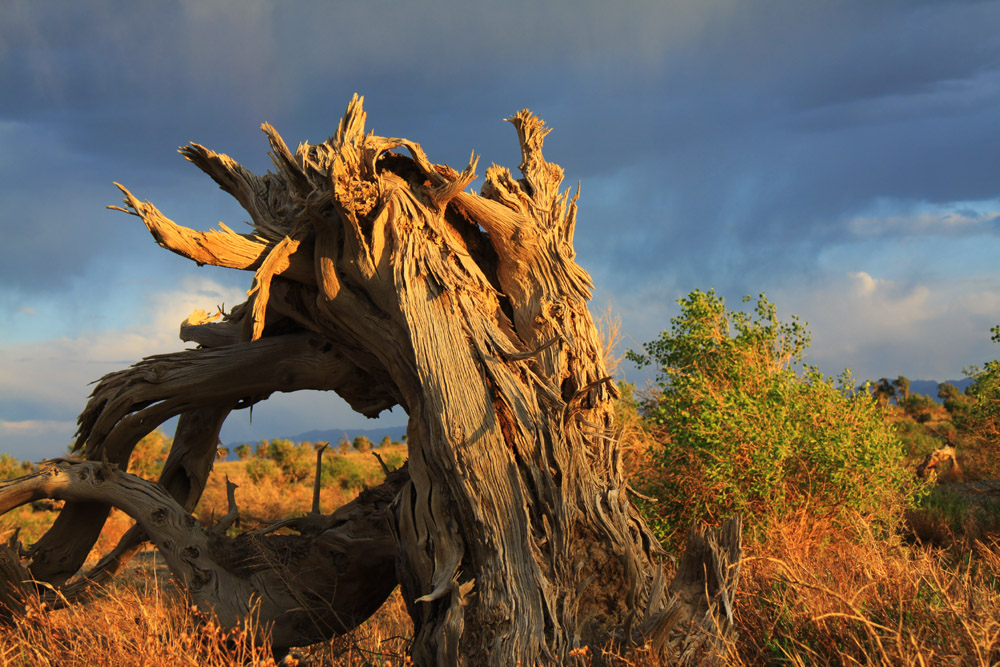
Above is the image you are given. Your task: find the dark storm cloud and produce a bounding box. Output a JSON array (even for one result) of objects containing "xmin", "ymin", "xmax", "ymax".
[
  {"xmin": 5, "ymin": 0, "xmax": 1000, "ymax": 451},
  {"xmin": 3, "ymin": 0, "xmax": 1000, "ymax": 301}
]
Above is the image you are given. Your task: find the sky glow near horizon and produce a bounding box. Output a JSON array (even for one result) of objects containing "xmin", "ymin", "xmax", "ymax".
[{"xmin": 2, "ymin": 1, "xmax": 1000, "ymax": 460}]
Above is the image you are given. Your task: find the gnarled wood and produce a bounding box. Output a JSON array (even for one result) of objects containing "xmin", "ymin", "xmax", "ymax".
[
  {"xmin": 16, "ymin": 94, "xmax": 741, "ymax": 664},
  {"xmin": 110, "ymin": 184, "xmax": 315, "ymax": 284},
  {"xmin": 4, "ymin": 460, "xmax": 405, "ymax": 649},
  {"xmin": 29, "ymin": 405, "xmax": 231, "ymax": 590}
]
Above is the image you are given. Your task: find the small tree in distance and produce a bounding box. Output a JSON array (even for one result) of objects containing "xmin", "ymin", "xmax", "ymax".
[
  {"xmin": 894, "ymin": 376, "xmax": 911, "ymax": 403},
  {"xmin": 628, "ymin": 290, "xmax": 915, "ymax": 544},
  {"xmin": 938, "ymin": 382, "xmax": 961, "ymax": 403},
  {"xmin": 875, "ymin": 378, "xmax": 897, "ymax": 406}
]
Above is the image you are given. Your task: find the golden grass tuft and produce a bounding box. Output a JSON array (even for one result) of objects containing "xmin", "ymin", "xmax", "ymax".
[
  {"xmin": 3, "ymin": 444, "xmax": 1000, "ymax": 665},
  {"xmin": 731, "ymin": 513, "xmax": 1000, "ymax": 666}
]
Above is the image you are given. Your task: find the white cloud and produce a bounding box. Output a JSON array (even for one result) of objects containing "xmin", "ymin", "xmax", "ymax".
[
  {"xmin": 0, "ymin": 276, "xmax": 246, "ymax": 459},
  {"xmin": 0, "ymin": 419, "xmax": 73, "ymax": 434},
  {"xmin": 846, "ymin": 202, "xmax": 1000, "ymax": 238},
  {"xmin": 848, "ymin": 271, "xmax": 879, "ymax": 296},
  {"xmin": 772, "ymin": 270, "xmax": 1000, "ymax": 383}
]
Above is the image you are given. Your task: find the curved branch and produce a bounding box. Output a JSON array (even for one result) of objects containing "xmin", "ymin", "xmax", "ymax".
[
  {"xmin": 2, "ymin": 461, "xmax": 408, "ymax": 650},
  {"xmin": 180, "ymin": 307, "xmax": 246, "ymax": 348},
  {"xmin": 109, "ymin": 183, "xmax": 315, "ymax": 284},
  {"xmin": 30, "ymin": 404, "xmax": 232, "ymax": 591},
  {"xmin": 179, "ymin": 143, "xmax": 293, "ymax": 242},
  {"xmin": 29, "ymin": 333, "xmax": 393, "ymax": 587},
  {"xmin": 75, "ymin": 332, "xmax": 392, "ymax": 462}
]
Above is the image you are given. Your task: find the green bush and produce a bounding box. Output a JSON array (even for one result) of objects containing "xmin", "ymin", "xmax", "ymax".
[
  {"xmin": 900, "ymin": 393, "xmax": 938, "ymax": 420},
  {"xmin": 128, "ymin": 430, "xmax": 171, "ymax": 479},
  {"xmin": 322, "ymin": 456, "xmax": 371, "ymax": 490},
  {"xmin": 947, "ymin": 326, "xmax": 1000, "ymax": 478},
  {"xmin": 266, "ymin": 439, "xmax": 313, "ymax": 481},
  {"xmin": 0, "ymin": 453, "xmax": 32, "ymax": 480},
  {"xmin": 379, "ymin": 450, "xmax": 406, "ymax": 471},
  {"xmin": 245, "ymin": 458, "xmax": 281, "ymax": 484},
  {"xmin": 962, "ymin": 331, "xmax": 1000, "ymax": 441},
  {"xmin": 353, "ymin": 436, "xmax": 373, "ymax": 453},
  {"xmin": 627, "ymin": 290, "xmax": 919, "ymax": 545},
  {"xmin": 894, "ymin": 419, "xmax": 946, "ymax": 459}
]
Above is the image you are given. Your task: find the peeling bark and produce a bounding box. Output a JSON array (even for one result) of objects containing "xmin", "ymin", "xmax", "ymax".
[{"xmin": 10, "ymin": 95, "xmax": 741, "ymax": 664}]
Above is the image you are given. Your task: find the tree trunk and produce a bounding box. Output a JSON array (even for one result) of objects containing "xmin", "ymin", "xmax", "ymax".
[{"xmin": 10, "ymin": 95, "xmax": 740, "ymax": 665}]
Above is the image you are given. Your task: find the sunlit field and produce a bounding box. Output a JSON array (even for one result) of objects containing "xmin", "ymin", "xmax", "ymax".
[{"xmin": 2, "ymin": 391, "xmax": 999, "ymax": 667}]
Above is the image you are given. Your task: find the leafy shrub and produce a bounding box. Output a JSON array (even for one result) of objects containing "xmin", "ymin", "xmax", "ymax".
[
  {"xmin": 962, "ymin": 331, "xmax": 1000, "ymax": 442},
  {"xmin": 379, "ymin": 450, "xmax": 406, "ymax": 471},
  {"xmin": 254, "ymin": 442, "xmax": 269, "ymax": 459},
  {"xmin": 0, "ymin": 453, "xmax": 32, "ymax": 480},
  {"xmin": 244, "ymin": 458, "xmax": 281, "ymax": 484},
  {"xmin": 949, "ymin": 326, "xmax": 1000, "ymax": 478},
  {"xmin": 266, "ymin": 439, "xmax": 313, "ymax": 481},
  {"xmin": 894, "ymin": 418, "xmax": 946, "ymax": 459},
  {"xmin": 900, "ymin": 393, "xmax": 938, "ymax": 421},
  {"xmin": 322, "ymin": 456, "xmax": 371, "ymax": 490},
  {"xmin": 627, "ymin": 290, "xmax": 918, "ymax": 545},
  {"xmin": 128, "ymin": 430, "xmax": 171, "ymax": 479},
  {"xmin": 353, "ymin": 436, "xmax": 373, "ymax": 453}
]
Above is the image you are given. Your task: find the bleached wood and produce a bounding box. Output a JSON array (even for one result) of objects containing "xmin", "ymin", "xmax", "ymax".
[
  {"xmin": 2, "ymin": 460, "xmax": 404, "ymax": 649},
  {"xmin": 110, "ymin": 184, "xmax": 314, "ymax": 284},
  {"xmin": 18, "ymin": 94, "xmax": 741, "ymax": 664}
]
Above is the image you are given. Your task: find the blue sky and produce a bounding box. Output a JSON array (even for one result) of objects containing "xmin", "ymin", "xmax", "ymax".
[{"xmin": 2, "ymin": 0, "xmax": 1000, "ymax": 460}]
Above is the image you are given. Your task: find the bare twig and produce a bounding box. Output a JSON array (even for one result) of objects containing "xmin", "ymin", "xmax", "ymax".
[
  {"xmin": 312, "ymin": 442, "xmax": 329, "ymax": 514},
  {"xmin": 373, "ymin": 451, "xmax": 391, "ymax": 476},
  {"xmin": 213, "ymin": 477, "xmax": 240, "ymax": 534}
]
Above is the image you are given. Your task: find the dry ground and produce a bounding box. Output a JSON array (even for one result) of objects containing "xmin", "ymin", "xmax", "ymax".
[{"xmin": 1, "ymin": 444, "xmax": 999, "ymax": 665}]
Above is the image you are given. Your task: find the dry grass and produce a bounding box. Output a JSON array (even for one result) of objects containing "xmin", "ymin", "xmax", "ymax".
[
  {"xmin": 0, "ymin": 563, "xmax": 274, "ymax": 666},
  {"xmin": 197, "ymin": 461, "xmax": 343, "ymax": 528},
  {"xmin": 0, "ymin": 561, "xmax": 413, "ymax": 666},
  {"xmin": 730, "ymin": 514, "xmax": 1000, "ymax": 666},
  {"xmin": 3, "ymin": 447, "xmax": 1000, "ymax": 665}
]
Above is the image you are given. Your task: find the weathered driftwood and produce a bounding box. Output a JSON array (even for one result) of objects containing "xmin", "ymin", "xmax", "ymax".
[
  {"xmin": 1, "ymin": 459, "xmax": 404, "ymax": 649},
  {"xmin": 7, "ymin": 96, "xmax": 742, "ymax": 665}
]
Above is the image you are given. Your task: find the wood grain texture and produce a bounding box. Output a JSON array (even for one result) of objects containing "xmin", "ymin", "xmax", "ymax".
[
  {"xmin": 14, "ymin": 94, "xmax": 741, "ymax": 665},
  {"xmin": 4, "ymin": 460, "xmax": 405, "ymax": 649}
]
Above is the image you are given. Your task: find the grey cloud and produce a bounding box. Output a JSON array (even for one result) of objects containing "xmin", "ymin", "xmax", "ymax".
[{"xmin": 3, "ymin": 0, "xmax": 1000, "ymax": 414}]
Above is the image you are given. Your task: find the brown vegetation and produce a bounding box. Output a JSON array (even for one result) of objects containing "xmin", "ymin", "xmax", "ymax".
[
  {"xmin": 3, "ymin": 95, "xmax": 999, "ymax": 665},
  {"xmin": 0, "ymin": 98, "xmax": 741, "ymax": 665},
  {"xmin": 2, "ymin": 438, "xmax": 1000, "ymax": 665}
]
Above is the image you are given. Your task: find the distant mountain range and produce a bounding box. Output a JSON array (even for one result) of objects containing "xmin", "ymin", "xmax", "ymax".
[
  {"xmin": 907, "ymin": 378, "xmax": 973, "ymax": 401},
  {"xmin": 225, "ymin": 424, "xmax": 407, "ymax": 449}
]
